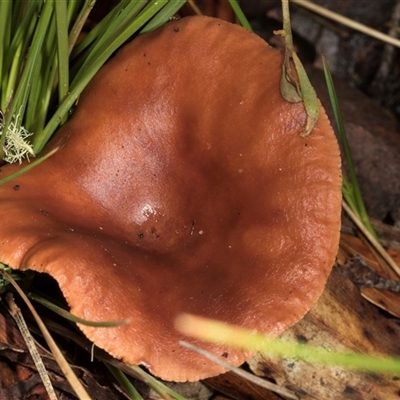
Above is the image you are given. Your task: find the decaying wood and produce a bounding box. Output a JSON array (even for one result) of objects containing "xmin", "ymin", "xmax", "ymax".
[
  {"xmin": 372, "ymin": 220, "xmax": 400, "ymax": 253},
  {"xmin": 204, "ymin": 370, "xmax": 283, "ymax": 400},
  {"xmin": 338, "ymin": 229, "xmax": 400, "ymax": 318},
  {"xmin": 247, "ymin": 268, "xmax": 400, "ymax": 399},
  {"xmin": 337, "ymin": 255, "xmax": 400, "ymax": 292}
]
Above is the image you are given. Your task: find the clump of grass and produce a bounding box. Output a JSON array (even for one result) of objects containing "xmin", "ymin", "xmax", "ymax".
[{"xmin": 0, "ymin": 0, "xmax": 187, "ymax": 161}]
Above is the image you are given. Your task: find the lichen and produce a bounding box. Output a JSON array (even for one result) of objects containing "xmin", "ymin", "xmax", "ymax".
[{"xmin": 0, "ymin": 110, "xmax": 35, "ymax": 164}]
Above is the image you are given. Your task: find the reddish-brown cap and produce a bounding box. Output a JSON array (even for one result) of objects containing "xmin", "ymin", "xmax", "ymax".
[{"xmin": 0, "ymin": 16, "xmax": 341, "ymax": 381}]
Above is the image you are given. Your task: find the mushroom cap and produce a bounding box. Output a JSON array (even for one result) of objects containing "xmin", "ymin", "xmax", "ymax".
[{"xmin": 0, "ymin": 16, "xmax": 341, "ymax": 381}]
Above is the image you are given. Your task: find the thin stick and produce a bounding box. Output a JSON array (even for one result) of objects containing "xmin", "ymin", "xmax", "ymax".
[
  {"xmin": 342, "ymin": 200, "xmax": 400, "ymax": 278},
  {"xmin": 6, "ymin": 293, "xmax": 58, "ymax": 400},
  {"xmin": 1, "ymin": 270, "xmax": 91, "ymax": 400},
  {"xmin": 180, "ymin": 341, "xmax": 299, "ymax": 400},
  {"xmin": 290, "ymin": 0, "xmax": 400, "ymax": 48}
]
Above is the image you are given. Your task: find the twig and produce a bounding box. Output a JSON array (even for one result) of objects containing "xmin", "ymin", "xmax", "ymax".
[
  {"xmin": 6, "ymin": 293, "xmax": 58, "ymax": 400},
  {"xmin": 1, "ymin": 270, "xmax": 91, "ymax": 400},
  {"xmin": 289, "ymin": 0, "xmax": 400, "ymax": 48}
]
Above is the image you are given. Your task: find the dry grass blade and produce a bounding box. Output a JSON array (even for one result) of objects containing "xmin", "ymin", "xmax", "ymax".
[
  {"xmin": 6, "ymin": 292, "xmax": 58, "ymax": 400},
  {"xmin": 26, "ymin": 318, "xmax": 186, "ymax": 400},
  {"xmin": 290, "ymin": 0, "xmax": 400, "ymax": 48},
  {"xmin": 342, "ymin": 201, "xmax": 400, "ymax": 278},
  {"xmin": 1, "ymin": 270, "xmax": 91, "ymax": 400},
  {"xmin": 179, "ymin": 341, "xmax": 299, "ymax": 400},
  {"xmin": 187, "ymin": 0, "xmax": 202, "ymax": 15}
]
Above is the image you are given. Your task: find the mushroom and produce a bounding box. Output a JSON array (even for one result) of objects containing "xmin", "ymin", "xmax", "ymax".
[{"xmin": 0, "ymin": 16, "xmax": 342, "ymax": 382}]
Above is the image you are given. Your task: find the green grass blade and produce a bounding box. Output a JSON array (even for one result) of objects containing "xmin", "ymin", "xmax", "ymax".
[
  {"xmin": 10, "ymin": 0, "xmax": 28, "ymax": 36},
  {"xmin": 1, "ymin": 3, "xmax": 39, "ymax": 110},
  {"xmin": 105, "ymin": 364, "xmax": 144, "ymax": 400},
  {"xmin": 0, "ymin": 1, "xmax": 12, "ymax": 100},
  {"xmin": 70, "ymin": 1, "xmax": 120, "ymax": 62},
  {"xmin": 80, "ymin": 0, "xmax": 162, "ymax": 70},
  {"xmin": 33, "ymin": 0, "xmax": 175, "ymax": 153},
  {"xmin": 129, "ymin": 365, "xmax": 187, "ymax": 400},
  {"xmin": 342, "ymin": 176, "xmax": 358, "ymax": 213},
  {"xmin": 68, "ymin": 0, "xmax": 97, "ymax": 54},
  {"xmin": 322, "ymin": 57, "xmax": 377, "ymax": 239},
  {"xmin": 0, "ymin": 1, "xmax": 34, "ymax": 110},
  {"xmin": 25, "ymin": 49, "xmax": 45, "ymax": 131},
  {"xmin": 55, "ymin": 0, "xmax": 69, "ymax": 115},
  {"xmin": 28, "ymin": 292, "xmax": 130, "ymax": 327},
  {"xmin": 72, "ymin": 0, "xmax": 147, "ymax": 78},
  {"xmin": 141, "ymin": 0, "xmax": 186, "ymax": 33},
  {"xmin": 1, "ymin": 0, "xmax": 54, "ymax": 157},
  {"xmin": 26, "ymin": 17, "xmax": 59, "ymax": 135},
  {"xmin": 228, "ymin": 0, "xmax": 252, "ymax": 31},
  {"xmin": 2, "ymin": 41, "xmax": 24, "ymax": 112},
  {"xmin": 0, "ymin": 147, "xmax": 58, "ymax": 186},
  {"xmin": 0, "ymin": 264, "xmax": 31, "ymax": 291},
  {"xmin": 177, "ymin": 314, "xmax": 400, "ymax": 375}
]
